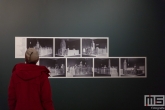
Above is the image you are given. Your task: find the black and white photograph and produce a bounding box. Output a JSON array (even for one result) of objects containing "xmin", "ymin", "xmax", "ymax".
[
  {"xmin": 55, "ymin": 38, "xmax": 80, "ymax": 57},
  {"xmin": 39, "ymin": 58, "xmax": 66, "ymax": 77},
  {"xmin": 27, "ymin": 38, "xmax": 53, "ymax": 57},
  {"xmin": 82, "ymin": 38, "xmax": 108, "ymax": 57},
  {"xmin": 94, "ymin": 58, "xmax": 119, "ymax": 77},
  {"xmin": 120, "ymin": 58, "xmax": 146, "ymax": 77},
  {"xmin": 67, "ymin": 58, "xmax": 93, "ymax": 77}
]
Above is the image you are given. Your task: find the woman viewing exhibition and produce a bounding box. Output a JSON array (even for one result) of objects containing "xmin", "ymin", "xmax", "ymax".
[{"xmin": 8, "ymin": 48, "xmax": 55, "ymax": 110}]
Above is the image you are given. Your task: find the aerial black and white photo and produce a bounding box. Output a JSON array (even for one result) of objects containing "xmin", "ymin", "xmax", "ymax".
[
  {"xmin": 120, "ymin": 58, "xmax": 146, "ymax": 77},
  {"xmin": 82, "ymin": 38, "xmax": 108, "ymax": 57},
  {"xmin": 39, "ymin": 58, "xmax": 66, "ymax": 77},
  {"xmin": 55, "ymin": 38, "xmax": 80, "ymax": 57},
  {"xmin": 67, "ymin": 58, "xmax": 93, "ymax": 77},
  {"xmin": 27, "ymin": 38, "xmax": 53, "ymax": 57},
  {"xmin": 94, "ymin": 58, "xmax": 119, "ymax": 77}
]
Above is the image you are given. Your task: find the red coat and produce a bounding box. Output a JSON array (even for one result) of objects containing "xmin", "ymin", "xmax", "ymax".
[{"xmin": 8, "ymin": 63, "xmax": 55, "ymax": 110}]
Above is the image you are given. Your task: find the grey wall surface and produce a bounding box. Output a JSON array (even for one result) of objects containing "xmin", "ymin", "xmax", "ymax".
[{"xmin": 0, "ymin": 0, "xmax": 164, "ymax": 110}]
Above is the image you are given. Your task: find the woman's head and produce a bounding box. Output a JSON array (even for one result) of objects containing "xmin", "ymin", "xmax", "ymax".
[{"xmin": 25, "ymin": 48, "xmax": 39, "ymax": 64}]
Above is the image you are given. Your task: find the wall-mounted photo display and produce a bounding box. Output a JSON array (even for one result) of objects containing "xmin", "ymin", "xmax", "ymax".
[
  {"xmin": 82, "ymin": 38, "xmax": 109, "ymax": 57},
  {"xmin": 38, "ymin": 58, "xmax": 66, "ymax": 77},
  {"xmin": 15, "ymin": 37, "xmax": 109, "ymax": 58},
  {"xmin": 67, "ymin": 58, "xmax": 93, "ymax": 77},
  {"xmin": 119, "ymin": 57, "xmax": 146, "ymax": 77},
  {"xmin": 15, "ymin": 37, "xmax": 147, "ymax": 78},
  {"xmin": 94, "ymin": 58, "xmax": 119, "ymax": 77},
  {"xmin": 54, "ymin": 38, "xmax": 81, "ymax": 57}
]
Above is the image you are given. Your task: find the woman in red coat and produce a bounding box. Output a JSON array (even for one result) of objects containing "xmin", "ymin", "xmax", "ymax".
[{"xmin": 8, "ymin": 48, "xmax": 55, "ymax": 110}]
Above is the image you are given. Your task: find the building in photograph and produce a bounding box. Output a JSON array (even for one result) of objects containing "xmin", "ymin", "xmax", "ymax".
[
  {"xmin": 67, "ymin": 58, "xmax": 93, "ymax": 77},
  {"xmin": 47, "ymin": 63, "xmax": 66, "ymax": 77},
  {"xmin": 39, "ymin": 58, "xmax": 66, "ymax": 77},
  {"xmin": 82, "ymin": 38, "xmax": 108, "ymax": 57},
  {"xmin": 120, "ymin": 58, "xmax": 145, "ymax": 76},
  {"xmin": 55, "ymin": 39, "xmax": 80, "ymax": 57},
  {"xmin": 94, "ymin": 58, "xmax": 119, "ymax": 76}
]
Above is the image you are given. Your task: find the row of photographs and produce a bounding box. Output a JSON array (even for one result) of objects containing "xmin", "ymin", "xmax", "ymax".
[
  {"xmin": 34, "ymin": 57, "xmax": 147, "ymax": 78},
  {"xmin": 15, "ymin": 37, "xmax": 109, "ymax": 58}
]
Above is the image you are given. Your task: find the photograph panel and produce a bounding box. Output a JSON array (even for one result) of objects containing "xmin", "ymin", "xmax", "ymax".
[
  {"xmin": 55, "ymin": 38, "xmax": 81, "ymax": 57},
  {"xmin": 27, "ymin": 38, "xmax": 53, "ymax": 57},
  {"xmin": 67, "ymin": 58, "xmax": 93, "ymax": 77},
  {"xmin": 120, "ymin": 58, "xmax": 146, "ymax": 77},
  {"xmin": 82, "ymin": 38, "xmax": 108, "ymax": 57},
  {"xmin": 15, "ymin": 37, "xmax": 27, "ymax": 58},
  {"xmin": 39, "ymin": 58, "xmax": 66, "ymax": 77},
  {"xmin": 94, "ymin": 58, "xmax": 119, "ymax": 77}
]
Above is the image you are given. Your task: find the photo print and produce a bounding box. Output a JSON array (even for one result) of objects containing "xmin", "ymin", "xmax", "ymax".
[
  {"xmin": 39, "ymin": 58, "xmax": 66, "ymax": 77},
  {"xmin": 27, "ymin": 38, "xmax": 53, "ymax": 57},
  {"xmin": 82, "ymin": 38, "xmax": 108, "ymax": 57},
  {"xmin": 120, "ymin": 58, "xmax": 146, "ymax": 77},
  {"xmin": 67, "ymin": 58, "xmax": 93, "ymax": 77},
  {"xmin": 94, "ymin": 58, "xmax": 119, "ymax": 77},
  {"xmin": 55, "ymin": 38, "xmax": 80, "ymax": 57},
  {"xmin": 15, "ymin": 37, "xmax": 27, "ymax": 58}
]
